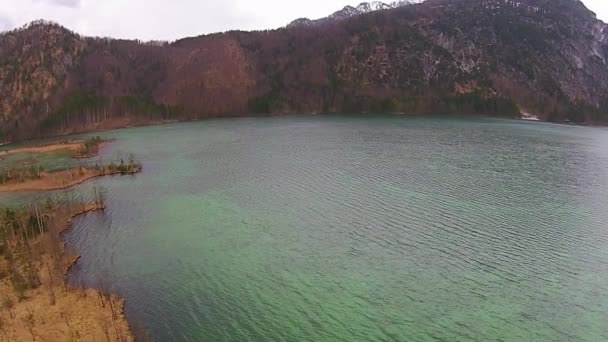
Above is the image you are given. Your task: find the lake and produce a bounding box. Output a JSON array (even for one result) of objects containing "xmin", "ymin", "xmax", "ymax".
[{"xmin": 5, "ymin": 115, "xmax": 608, "ymax": 341}]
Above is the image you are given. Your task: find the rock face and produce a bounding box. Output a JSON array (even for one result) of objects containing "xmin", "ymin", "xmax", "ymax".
[{"xmin": 1, "ymin": 0, "xmax": 608, "ymax": 141}]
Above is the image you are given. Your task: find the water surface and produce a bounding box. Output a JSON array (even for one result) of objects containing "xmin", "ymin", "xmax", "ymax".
[{"xmin": 10, "ymin": 115, "xmax": 608, "ymax": 341}]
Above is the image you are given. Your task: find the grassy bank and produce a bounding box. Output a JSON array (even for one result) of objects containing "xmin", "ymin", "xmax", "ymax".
[
  {"xmin": 0, "ymin": 195, "xmax": 132, "ymax": 341},
  {"xmin": 0, "ymin": 136, "xmax": 106, "ymax": 160},
  {"xmin": 0, "ymin": 162, "xmax": 141, "ymax": 193},
  {"xmin": 0, "ymin": 138, "xmax": 141, "ymax": 340}
]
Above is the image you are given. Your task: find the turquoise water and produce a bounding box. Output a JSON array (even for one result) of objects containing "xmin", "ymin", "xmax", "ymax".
[{"xmin": 5, "ymin": 116, "xmax": 608, "ymax": 341}]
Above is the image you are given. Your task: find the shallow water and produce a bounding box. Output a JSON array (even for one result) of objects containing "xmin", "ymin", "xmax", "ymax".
[
  {"xmin": 0, "ymin": 135, "xmax": 102, "ymax": 173},
  {"xmin": 7, "ymin": 115, "xmax": 608, "ymax": 341},
  {"xmin": 0, "ymin": 150, "xmax": 73, "ymax": 171}
]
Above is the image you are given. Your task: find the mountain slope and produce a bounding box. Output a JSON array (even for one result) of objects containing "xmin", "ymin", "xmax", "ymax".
[
  {"xmin": 1, "ymin": 0, "xmax": 608, "ymax": 142},
  {"xmin": 287, "ymin": 1, "xmax": 423, "ymax": 27}
]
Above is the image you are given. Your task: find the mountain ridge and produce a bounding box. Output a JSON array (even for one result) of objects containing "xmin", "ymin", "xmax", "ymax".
[
  {"xmin": 1, "ymin": 0, "xmax": 608, "ymax": 142},
  {"xmin": 287, "ymin": 1, "xmax": 424, "ymax": 27}
]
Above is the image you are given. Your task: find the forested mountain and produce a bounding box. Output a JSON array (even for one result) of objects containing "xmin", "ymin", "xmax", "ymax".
[{"xmin": 1, "ymin": 0, "xmax": 608, "ymax": 142}]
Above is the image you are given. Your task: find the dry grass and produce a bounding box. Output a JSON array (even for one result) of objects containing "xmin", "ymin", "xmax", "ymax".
[
  {"xmin": 0, "ymin": 141, "xmax": 84, "ymax": 157},
  {"xmin": 0, "ymin": 138, "xmax": 107, "ymax": 160},
  {"xmin": 0, "ymin": 204, "xmax": 133, "ymax": 342},
  {"xmin": 0, "ymin": 166, "xmax": 141, "ymax": 193}
]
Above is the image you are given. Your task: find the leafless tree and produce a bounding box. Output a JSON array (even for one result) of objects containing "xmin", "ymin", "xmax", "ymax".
[
  {"xmin": 22, "ymin": 311, "xmax": 35, "ymax": 340},
  {"xmin": 46, "ymin": 262, "xmax": 56, "ymax": 305},
  {"xmin": 99, "ymin": 315, "xmax": 111, "ymax": 342},
  {"xmin": 0, "ymin": 316, "xmax": 8, "ymax": 339},
  {"xmin": 61, "ymin": 311, "xmax": 70, "ymax": 328},
  {"xmin": 421, "ymin": 53, "xmax": 440, "ymax": 83},
  {"xmin": 2, "ymin": 297, "xmax": 14, "ymax": 319},
  {"xmin": 98, "ymin": 271, "xmax": 122, "ymax": 341}
]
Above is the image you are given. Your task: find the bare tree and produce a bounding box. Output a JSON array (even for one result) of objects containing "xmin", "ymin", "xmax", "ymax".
[
  {"xmin": 61, "ymin": 311, "xmax": 70, "ymax": 328},
  {"xmin": 34, "ymin": 205, "xmax": 44, "ymax": 236},
  {"xmin": 22, "ymin": 311, "xmax": 35, "ymax": 340},
  {"xmin": 98, "ymin": 186, "xmax": 107, "ymax": 209},
  {"xmin": 0, "ymin": 316, "xmax": 8, "ymax": 339},
  {"xmin": 98, "ymin": 272, "xmax": 122, "ymax": 341},
  {"xmin": 99, "ymin": 315, "xmax": 111, "ymax": 342},
  {"xmin": 1, "ymin": 297, "xmax": 14, "ymax": 319},
  {"xmin": 420, "ymin": 52, "xmax": 440, "ymax": 83},
  {"xmin": 97, "ymin": 290, "xmax": 106, "ymax": 309},
  {"xmin": 16, "ymin": 215, "xmax": 40, "ymax": 289},
  {"xmin": 46, "ymin": 262, "xmax": 56, "ymax": 305},
  {"xmin": 92, "ymin": 186, "xmax": 107, "ymax": 209}
]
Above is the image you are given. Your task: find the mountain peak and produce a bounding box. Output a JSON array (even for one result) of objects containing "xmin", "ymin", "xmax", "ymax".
[
  {"xmin": 288, "ymin": 1, "xmax": 423, "ymax": 27},
  {"xmin": 0, "ymin": 19, "xmax": 74, "ymax": 38}
]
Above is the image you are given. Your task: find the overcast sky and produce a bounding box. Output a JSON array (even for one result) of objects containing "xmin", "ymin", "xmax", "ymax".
[{"xmin": 0, "ymin": 0, "xmax": 607, "ymax": 41}]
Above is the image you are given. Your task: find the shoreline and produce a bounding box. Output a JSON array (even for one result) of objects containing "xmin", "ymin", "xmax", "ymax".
[
  {"xmin": 2, "ymin": 113, "xmax": 603, "ymax": 147},
  {"xmin": 0, "ymin": 138, "xmax": 108, "ymax": 160},
  {"xmin": 60, "ymin": 203, "xmax": 133, "ymax": 341},
  {"xmin": 0, "ymin": 165, "xmax": 142, "ymax": 193},
  {"xmin": 61, "ymin": 204, "xmax": 133, "ymax": 341},
  {"xmin": 0, "ymin": 140, "xmax": 85, "ymax": 156},
  {"xmin": 0, "ymin": 138, "xmax": 139, "ymax": 340},
  {"xmin": 0, "ymin": 202, "xmax": 133, "ymax": 341},
  {"xmin": 61, "ymin": 203, "xmax": 106, "ymax": 276}
]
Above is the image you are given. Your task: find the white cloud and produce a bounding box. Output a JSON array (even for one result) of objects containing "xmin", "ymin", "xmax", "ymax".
[
  {"xmin": 0, "ymin": 14, "xmax": 12, "ymax": 31},
  {"xmin": 0, "ymin": 0, "xmax": 606, "ymax": 41},
  {"xmin": 584, "ymin": 0, "xmax": 608, "ymax": 22},
  {"xmin": 0, "ymin": 0, "xmax": 354, "ymax": 41},
  {"xmin": 37, "ymin": 0, "xmax": 82, "ymax": 8}
]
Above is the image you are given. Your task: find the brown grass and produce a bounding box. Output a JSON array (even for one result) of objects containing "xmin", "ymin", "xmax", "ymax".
[
  {"xmin": 0, "ymin": 139, "xmax": 108, "ymax": 160},
  {"xmin": 0, "ymin": 141, "xmax": 84, "ymax": 156},
  {"xmin": 0, "ymin": 166, "xmax": 141, "ymax": 193},
  {"xmin": 0, "ymin": 204, "xmax": 133, "ymax": 342}
]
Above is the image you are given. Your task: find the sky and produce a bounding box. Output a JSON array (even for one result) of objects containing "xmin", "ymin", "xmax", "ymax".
[{"xmin": 0, "ymin": 0, "xmax": 607, "ymax": 41}]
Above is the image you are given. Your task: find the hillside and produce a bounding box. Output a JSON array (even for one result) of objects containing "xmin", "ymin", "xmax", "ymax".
[
  {"xmin": 1, "ymin": 0, "xmax": 608, "ymax": 142},
  {"xmin": 287, "ymin": 1, "xmax": 423, "ymax": 27}
]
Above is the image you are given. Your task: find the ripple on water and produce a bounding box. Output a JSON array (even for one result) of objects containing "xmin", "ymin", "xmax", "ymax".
[{"xmin": 45, "ymin": 116, "xmax": 608, "ymax": 341}]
